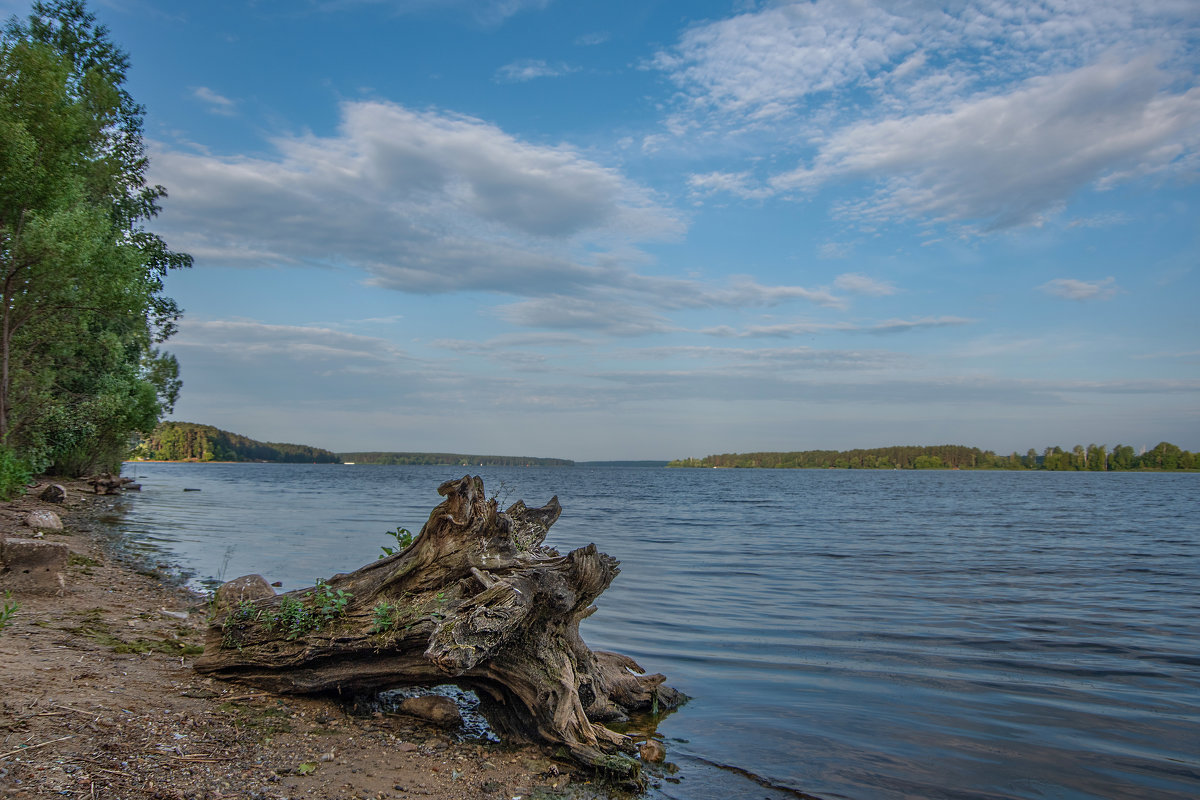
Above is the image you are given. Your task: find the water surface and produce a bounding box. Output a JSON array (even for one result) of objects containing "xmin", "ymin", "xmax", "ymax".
[{"xmin": 118, "ymin": 463, "xmax": 1200, "ymax": 799}]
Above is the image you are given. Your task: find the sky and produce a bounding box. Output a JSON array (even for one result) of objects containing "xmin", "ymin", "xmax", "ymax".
[{"xmin": 8, "ymin": 0, "xmax": 1199, "ymax": 460}]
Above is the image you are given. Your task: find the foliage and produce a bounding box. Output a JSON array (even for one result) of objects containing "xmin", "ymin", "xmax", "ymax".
[
  {"xmin": 253, "ymin": 580, "xmax": 354, "ymax": 642},
  {"xmin": 378, "ymin": 526, "xmax": 413, "ymax": 558},
  {"xmin": 0, "ymin": 444, "xmax": 31, "ymax": 500},
  {"xmin": 1, "ymin": 590, "xmax": 19, "ymax": 632},
  {"xmin": 0, "ymin": 1, "xmax": 190, "ymax": 475},
  {"xmin": 340, "ymin": 451, "xmax": 573, "ymax": 467},
  {"xmin": 668, "ymin": 441, "xmax": 1199, "ymax": 471},
  {"xmin": 133, "ymin": 421, "xmax": 340, "ymax": 463}
]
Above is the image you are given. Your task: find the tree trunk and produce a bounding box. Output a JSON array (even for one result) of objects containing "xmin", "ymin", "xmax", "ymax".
[{"xmin": 195, "ymin": 476, "xmax": 684, "ymax": 785}]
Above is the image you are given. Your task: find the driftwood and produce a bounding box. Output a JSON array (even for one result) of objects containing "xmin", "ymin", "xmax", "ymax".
[
  {"xmin": 195, "ymin": 476, "xmax": 683, "ymax": 784},
  {"xmin": 87, "ymin": 473, "xmax": 140, "ymax": 494}
]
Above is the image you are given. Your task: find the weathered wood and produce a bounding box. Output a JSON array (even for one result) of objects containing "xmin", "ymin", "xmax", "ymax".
[
  {"xmin": 86, "ymin": 473, "xmax": 138, "ymax": 495},
  {"xmin": 195, "ymin": 476, "xmax": 683, "ymax": 785}
]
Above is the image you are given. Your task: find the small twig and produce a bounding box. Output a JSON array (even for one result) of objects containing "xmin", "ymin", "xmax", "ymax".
[
  {"xmin": 0, "ymin": 734, "xmax": 74, "ymax": 759},
  {"xmin": 219, "ymin": 692, "xmax": 269, "ymax": 702}
]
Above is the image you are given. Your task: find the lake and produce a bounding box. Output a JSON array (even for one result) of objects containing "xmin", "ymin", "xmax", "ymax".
[{"xmin": 115, "ymin": 463, "xmax": 1200, "ymax": 799}]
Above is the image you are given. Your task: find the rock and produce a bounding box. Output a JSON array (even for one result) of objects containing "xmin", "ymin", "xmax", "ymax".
[
  {"xmin": 0, "ymin": 537, "xmax": 69, "ymax": 593},
  {"xmin": 38, "ymin": 484, "xmax": 67, "ymax": 503},
  {"xmin": 397, "ymin": 696, "xmax": 462, "ymax": 728},
  {"xmin": 25, "ymin": 509, "xmax": 63, "ymax": 531},
  {"xmin": 213, "ymin": 575, "xmax": 276, "ymax": 612},
  {"xmin": 638, "ymin": 739, "xmax": 666, "ymax": 763}
]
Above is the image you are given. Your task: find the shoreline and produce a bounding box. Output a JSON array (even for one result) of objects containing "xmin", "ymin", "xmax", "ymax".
[{"xmin": 0, "ymin": 479, "xmax": 603, "ymax": 800}]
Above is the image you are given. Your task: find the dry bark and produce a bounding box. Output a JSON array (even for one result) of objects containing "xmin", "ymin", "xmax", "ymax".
[{"xmin": 195, "ymin": 475, "xmax": 684, "ymax": 785}]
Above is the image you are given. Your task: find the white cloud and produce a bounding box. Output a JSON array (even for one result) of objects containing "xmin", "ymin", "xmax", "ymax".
[
  {"xmin": 834, "ymin": 273, "xmax": 897, "ymax": 296},
  {"xmin": 151, "ymin": 100, "xmax": 682, "ymax": 297},
  {"xmin": 192, "ymin": 86, "xmax": 236, "ymax": 116},
  {"xmin": 494, "ymin": 58, "xmax": 577, "ymax": 83},
  {"xmin": 172, "ymin": 319, "xmax": 413, "ymax": 364},
  {"xmin": 655, "ymin": 0, "xmax": 1199, "ymax": 123},
  {"xmin": 1038, "ymin": 277, "xmax": 1122, "ymax": 301},
  {"xmin": 687, "ymin": 171, "xmax": 772, "ymax": 200},
  {"xmin": 771, "ymin": 57, "xmax": 1200, "ymax": 229},
  {"xmin": 702, "ymin": 315, "xmax": 974, "ymax": 338},
  {"xmin": 655, "ymin": 2, "xmax": 1200, "ymax": 230},
  {"xmin": 575, "ymin": 31, "xmax": 609, "ymax": 46}
]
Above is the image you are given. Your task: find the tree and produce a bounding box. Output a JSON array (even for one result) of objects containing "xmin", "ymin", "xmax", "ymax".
[{"xmin": 0, "ymin": 1, "xmax": 189, "ymax": 473}]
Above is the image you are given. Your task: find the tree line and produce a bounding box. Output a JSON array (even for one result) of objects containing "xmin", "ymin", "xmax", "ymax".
[
  {"xmin": 133, "ymin": 422, "xmax": 340, "ymax": 464},
  {"xmin": 0, "ymin": 2, "xmax": 189, "ymax": 496},
  {"xmin": 668, "ymin": 442, "xmax": 1198, "ymax": 471}
]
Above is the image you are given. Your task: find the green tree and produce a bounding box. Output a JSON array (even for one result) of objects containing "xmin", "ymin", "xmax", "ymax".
[{"xmin": 0, "ymin": 1, "xmax": 189, "ymax": 474}]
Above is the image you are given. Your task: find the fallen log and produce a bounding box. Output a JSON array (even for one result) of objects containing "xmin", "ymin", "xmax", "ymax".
[
  {"xmin": 86, "ymin": 473, "xmax": 139, "ymax": 495},
  {"xmin": 195, "ymin": 475, "xmax": 684, "ymax": 785}
]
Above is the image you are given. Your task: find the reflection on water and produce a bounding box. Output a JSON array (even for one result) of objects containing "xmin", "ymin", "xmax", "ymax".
[{"xmin": 119, "ymin": 463, "xmax": 1200, "ymax": 800}]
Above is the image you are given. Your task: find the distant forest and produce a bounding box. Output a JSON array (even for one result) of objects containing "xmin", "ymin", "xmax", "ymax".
[
  {"xmin": 133, "ymin": 423, "xmax": 341, "ymax": 463},
  {"xmin": 668, "ymin": 442, "xmax": 1198, "ymax": 471},
  {"xmin": 339, "ymin": 452, "xmax": 573, "ymax": 467}
]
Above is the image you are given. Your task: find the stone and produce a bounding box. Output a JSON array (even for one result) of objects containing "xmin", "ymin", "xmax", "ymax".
[
  {"xmin": 396, "ymin": 696, "xmax": 462, "ymax": 728},
  {"xmin": 213, "ymin": 574, "xmax": 276, "ymax": 612},
  {"xmin": 38, "ymin": 484, "xmax": 67, "ymax": 503},
  {"xmin": 25, "ymin": 509, "xmax": 63, "ymax": 531},
  {"xmin": 637, "ymin": 739, "xmax": 666, "ymax": 763},
  {"xmin": 0, "ymin": 537, "xmax": 69, "ymax": 593}
]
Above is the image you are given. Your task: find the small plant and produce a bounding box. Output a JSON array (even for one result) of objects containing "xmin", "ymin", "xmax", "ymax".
[
  {"xmin": 256, "ymin": 580, "xmax": 353, "ymax": 642},
  {"xmin": 378, "ymin": 526, "xmax": 413, "ymax": 558},
  {"xmin": 233, "ymin": 599, "xmax": 260, "ymax": 622},
  {"xmin": 311, "ymin": 579, "xmax": 352, "ymax": 623},
  {"xmin": 0, "ymin": 590, "xmax": 18, "ymax": 632},
  {"xmin": 370, "ymin": 601, "xmax": 398, "ymax": 633}
]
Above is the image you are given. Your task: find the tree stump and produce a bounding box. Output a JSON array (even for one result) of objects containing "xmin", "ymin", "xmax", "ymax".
[{"xmin": 195, "ymin": 476, "xmax": 684, "ymax": 785}]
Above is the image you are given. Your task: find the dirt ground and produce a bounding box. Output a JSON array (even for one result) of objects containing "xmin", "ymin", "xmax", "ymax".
[{"xmin": 0, "ymin": 480, "xmax": 615, "ymax": 800}]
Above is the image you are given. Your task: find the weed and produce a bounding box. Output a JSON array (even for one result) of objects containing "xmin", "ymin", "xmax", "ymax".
[
  {"xmin": 0, "ymin": 590, "xmax": 17, "ymax": 632},
  {"xmin": 312, "ymin": 579, "xmax": 352, "ymax": 621},
  {"xmin": 379, "ymin": 526, "xmax": 414, "ymax": 558},
  {"xmin": 370, "ymin": 601, "xmax": 398, "ymax": 633},
  {"xmin": 255, "ymin": 580, "xmax": 354, "ymax": 642}
]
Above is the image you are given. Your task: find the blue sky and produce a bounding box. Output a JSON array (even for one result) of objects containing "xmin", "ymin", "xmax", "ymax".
[{"xmin": 11, "ymin": 0, "xmax": 1199, "ymax": 459}]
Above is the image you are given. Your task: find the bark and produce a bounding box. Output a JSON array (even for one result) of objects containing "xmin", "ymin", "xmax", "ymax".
[{"xmin": 195, "ymin": 475, "xmax": 684, "ymax": 785}]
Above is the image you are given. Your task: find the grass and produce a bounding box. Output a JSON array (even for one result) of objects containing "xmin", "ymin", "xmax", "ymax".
[
  {"xmin": 0, "ymin": 590, "xmax": 17, "ymax": 633},
  {"xmin": 66, "ymin": 607, "xmax": 203, "ymax": 655}
]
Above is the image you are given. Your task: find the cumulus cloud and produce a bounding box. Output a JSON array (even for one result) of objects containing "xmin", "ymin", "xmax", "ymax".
[
  {"xmin": 151, "ymin": 100, "xmax": 682, "ymax": 298},
  {"xmin": 770, "ymin": 57, "xmax": 1200, "ymax": 229},
  {"xmin": 1038, "ymin": 277, "xmax": 1122, "ymax": 301}
]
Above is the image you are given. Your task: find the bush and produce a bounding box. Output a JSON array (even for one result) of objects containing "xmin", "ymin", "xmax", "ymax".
[{"xmin": 0, "ymin": 445, "xmax": 31, "ymax": 501}]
